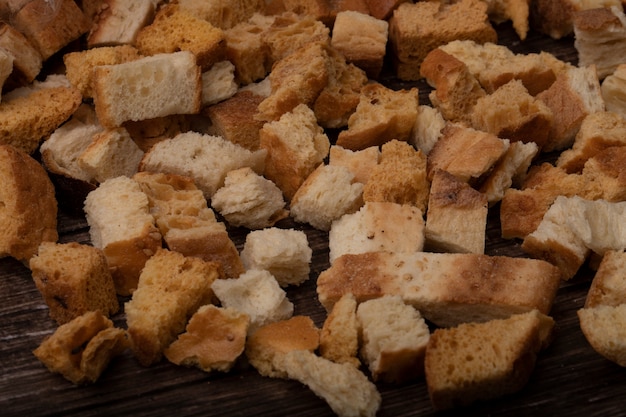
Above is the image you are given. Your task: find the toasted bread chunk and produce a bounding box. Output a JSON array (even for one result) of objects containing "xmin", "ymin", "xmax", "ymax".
[
  {"xmin": 484, "ymin": 0, "xmax": 530, "ymax": 39},
  {"xmin": 279, "ymin": 349, "xmax": 381, "ymax": 417},
  {"xmin": 331, "ymin": 11, "xmax": 388, "ymax": 78},
  {"xmin": 336, "ymin": 83, "xmax": 419, "ymax": 151},
  {"xmin": 317, "ymin": 252, "xmax": 561, "ymax": 327},
  {"xmin": 125, "ymin": 248, "xmax": 220, "ymax": 366},
  {"xmin": 425, "ymin": 170, "xmax": 488, "ymax": 254},
  {"xmin": 530, "ymin": 0, "xmax": 622, "ymax": 39},
  {"xmin": 87, "ymin": 0, "xmax": 157, "ymax": 47},
  {"xmin": 365, "ymin": 0, "xmax": 408, "ymax": 20},
  {"xmin": 84, "ymin": 176, "xmax": 162, "ymax": 295},
  {"xmin": 319, "ymin": 293, "xmax": 360, "ymax": 368},
  {"xmin": 164, "ymin": 305, "xmax": 249, "ymax": 373},
  {"xmin": 357, "ymin": 295, "xmax": 430, "ymax": 383},
  {"xmin": 427, "ymin": 123, "xmax": 509, "ymax": 184},
  {"xmin": 582, "ymin": 146, "xmax": 626, "ymax": 202},
  {"xmin": 0, "ymin": 23, "xmax": 42, "ymax": 87},
  {"xmin": 211, "ymin": 269, "xmax": 294, "ymax": 334},
  {"xmin": 328, "ymin": 145, "xmax": 380, "ymax": 185},
  {"xmin": 601, "ymin": 64, "xmax": 626, "ymax": 119},
  {"xmin": 33, "ymin": 311, "xmax": 128, "ymax": 385},
  {"xmin": 224, "ymin": 16, "xmax": 274, "ymax": 85},
  {"xmin": 585, "ymin": 250, "xmax": 626, "ymax": 308},
  {"xmin": 240, "ymin": 228, "xmax": 312, "ymax": 287},
  {"xmin": 246, "ymin": 315, "xmax": 320, "ymax": 377},
  {"xmin": 290, "ymin": 164, "xmax": 364, "ymax": 231},
  {"xmin": 261, "ymin": 12, "xmax": 330, "ymax": 64},
  {"xmin": 211, "ymin": 167, "xmax": 288, "ymax": 230},
  {"xmin": 64, "ymin": 45, "xmax": 142, "ymax": 99},
  {"xmin": 470, "ymin": 79, "xmax": 553, "ymax": 150},
  {"xmin": 578, "ymin": 303, "xmax": 626, "ymax": 367},
  {"xmin": 536, "ymin": 64, "xmax": 605, "ymax": 152},
  {"xmin": 139, "ymin": 131, "xmax": 266, "ymax": 199},
  {"xmin": 363, "ymin": 140, "xmax": 430, "ymax": 213},
  {"xmin": 136, "ymin": 4, "xmax": 226, "ymax": 71},
  {"xmin": 389, "ymin": 0, "xmax": 496, "ymax": 81},
  {"xmin": 177, "ymin": 0, "xmax": 265, "ymax": 29},
  {"xmin": 425, "ymin": 310, "xmax": 554, "ymax": 410},
  {"xmin": 410, "ymin": 105, "xmax": 446, "ymax": 155},
  {"xmin": 259, "ymin": 104, "xmax": 330, "ymax": 200},
  {"xmin": 557, "ymin": 111, "xmax": 626, "ymax": 173},
  {"xmin": 0, "ymin": 144, "xmax": 58, "ymax": 262},
  {"xmin": 420, "ymin": 48, "xmax": 486, "ymax": 124},
  {"xmin": 133, "ymin": 171, "xmax": 244, "ymax": 279},
  {"xmin": 201, "ymin": 61, "xmax": 238, "ymax": 106},
  {"xmin": 30, "ymin": 242, "xmax": 119, "ymax": 325},
  {"xmin": 329, "ymin": 202, "xmax": 424, "ymax": 264}
]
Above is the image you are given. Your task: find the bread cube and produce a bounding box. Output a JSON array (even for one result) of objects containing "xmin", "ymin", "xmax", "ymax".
[{"xmin": 319, "ymin": 293, "xmax": 360, "ymax": 368}]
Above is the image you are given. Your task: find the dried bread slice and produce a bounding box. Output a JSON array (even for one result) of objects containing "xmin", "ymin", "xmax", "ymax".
[
  {"xmin": 425, "ymin": 310, "xmax": 554, "ymax": 410},
  {"xmin": 317, "ymin": 251, "xmax": 561, "ymax": 327},
  {"xmin": 0, "ymin": 144, "xmax": 58, "ymax": 262}
]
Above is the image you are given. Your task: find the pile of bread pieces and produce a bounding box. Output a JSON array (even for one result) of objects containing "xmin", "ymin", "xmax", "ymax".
[{"xmin": 3, "ymin": 0, "xmax": 626, "ymax": 414}]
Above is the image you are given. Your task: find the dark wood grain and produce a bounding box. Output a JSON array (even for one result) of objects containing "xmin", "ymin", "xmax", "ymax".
[{"xmin": 2, "ymin": 22, "xmax": 625, "ymax": 417}]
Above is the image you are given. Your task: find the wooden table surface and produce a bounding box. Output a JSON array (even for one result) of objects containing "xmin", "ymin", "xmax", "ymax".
[{"xmin": 2, "ymin": 21, "xmax": 625, "ymax": 417}]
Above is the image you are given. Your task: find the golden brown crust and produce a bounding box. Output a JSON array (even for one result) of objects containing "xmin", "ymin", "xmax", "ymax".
[
  {"xmin": 584, "ymin": 250, "xmax": 626, "ymax": 308},
  {"xmin": 0, "ymin": 145, "xmax": 58, "ymax": 262}
]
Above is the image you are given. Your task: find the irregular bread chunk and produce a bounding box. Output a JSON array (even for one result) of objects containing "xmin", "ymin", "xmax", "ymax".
[
  {"xmin": 87, "ymin": 0, "xmax": 157, "ymax": 47},
  {"xmin": 30, "ymin": 242, "xmax": 118, "ymax": 325},
  {"xmin": 319, "ymin": 293, "xmax": 360, "ymax": 368},
  {"xmin": 425, "ymin": 310, "xmax": 554, "ymax": 410},
  {"xmin": 578, "ymin": 304, "xmax": 626, "ymax": 367},
  {"xmin": 317, "ymin": 251, "xmax": 561, "ymax": 327},
  {"xmin": 177, "ymin": 0, "xmax": 265, "ymax": 30},
  {"xmin": 357, "ymin": 295, "xmax": 430, "ymax": 383},
  {"xmin": 125, "ymin": 248, "xmax": 221, "ymax": 366},
  {"xmin": 0, "ymin": 24, "xmax": 42, "ymax": 87},
  {"xmin": 584, "ymin": 250, "xmax": 626, "ymax": 308},
  {"xmin": 601, "ymin": 64, "xmax": 626, "ymax": 119},
  {"xmin": 0, "ymin": 144, "xmax": 58, "ymax": 262},
  {"xmin": 33, "ymin": 311, "xmax": 128, "ymax": 385},
  {"xmin": 328, "ymin": 145, "xmax": 380, "ymax": 185},
  {"xmin": 164, "ymin": 304, "xmax": 249, "ymax": 373},
  {"xmin": 201, "ymin": 61, "xmax": 238, "ymax": 106}
]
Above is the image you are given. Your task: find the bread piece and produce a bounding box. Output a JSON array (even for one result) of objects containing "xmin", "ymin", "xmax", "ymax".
[
  {"xmin": 0, "ymin": 23, "xmax": 42, "ymax": 87},
  {"xmin": 125, "ymin": 248, "xmax": 220, "ymax": 366},
  {"xmin": 30, "ymin": 242, "xmax": 118, "ymax": 325},
  {"xmin": 0, "ymin": 47, "xmax": 13, "ymax": 101},
  {"xmin": 578, "ymin": 303, "xmax": 626, "ymax": 366},
  {"xmin": 479, "ymin": 141, "xmax": 539, "ymax": 205},
  {"xmin": 12, "ymin": 0, "xmax": 89, "ymax": 60},
  {"xmin": 470, "ymin": 79, "xmax": 553, "ymax": 150},
  {"xmin": 584, "ymin": 250, "xmax": 626, "ymax": 308},
  {"xmin": 427, "ymin": 123, "xmax": 509, "ymax": 185},
  {"xmin": 203, "ymin": 90, "xmax": 265, "ymax": 151},
  {"xmin": 211, "ymin": 167, "xmax": 288, "ymax": 229},
  {"xmin": 84, "ymin": 176, "xmax": 162, "ymax": 295},
  {"xmin": 76, "ymin": 127, "xmax": 144, "ymax": 184},
  {"xmin": 582, "ymin": 146, "xmax": 626, "ymax": 202},
  {"xmin": 135, "ymin": 3, "xmax": 226, "ymax": 72},
  {"xmin": 92, "ymin": 51, "xmax": 202, "ymax": 128},
  {"xmin": 261, "ymin": 12, "xmax": 330, "ymax": 64},
  {"xmin": 530, "ymin": 0, "xmax": 622, "ymax": 39},
  {"xmin": 601, "ymin": 64, "xmax": 626, "ymax": 119},
  {"xmin": 328, "ymin": 145, "xmax": 380, "ymax": 185},
  {"xmin": 573, "ymin": 6, "xmax": 626, "ymax": 80},
  {"xmin": 357, "ymin": 295, "xmax": 430, "ymax": 383},
  {"xmin": 410, "ymin": 105, "xmax": 446, "ymax": 155},
  {"xmin": 420, "ymin": 48, "xmax": 487, "ymax": 124},
  {"xmin": 132, "ymin": 171, "xmax": 244, "ymax": 279},
  {"xmin": 211, "ymin": 269, "xmax": 294, "ymax": 334},
  {"xmin": 246, "ymin": 315, "xmax": 320, "ymax": 377},
  {"xmin": 201, "ymin": 61, "xmax": 238, "ymax": 106},
  {"xmin": 0, "ymin": 75, "xmax": 82, "ymax": 154},
  {"xmin": 439, "ymin": 40, "xmax": 559, "ymax": 96},
  {"xmin": 139, "ymin": 131, "xmax": 266, "ymax": 199},
  {"xmin": 425, "ymin": 310, "xmax": 554, "ymax": 410},
  {"xmin": 335, "ymin": 83, "xmax": 419, "ymax": 151},
  {"xmin": 316, "ymin": 251, "xmax": 561, "ymax": 327},
  {"xmin": 256, "ymin": 41, "xmax": 332, "ymax": 122},
  {"xmin": 425, "ymin": 170, "xmax": 488, "ymax": 254},
  {"xmin": 33, "ymin": 311, "xmax": 128, "ymax": 385},
  {"xmin": 224, "ymin": 15, "xmax": 274, "ymax": 85},
  {"xmin": 537, "ymin": 64, "xmax": 605, "ymax": 152},
  {"xmin": 239, "ymin": 228, "xmax": 312, "ymax": 287},
  {"xmin": 328, "ymin": 202, "xmax": 424, "ymax": 264},
  {"xmin": 484, "ymin": 0, "xmax": 530, "ymax": 39},
  {"xmin": 365, "ymin": 0, "xmax": 408, "ymax": 20},
  {"xmin": 313, "ymin": 48, "xmax": 368, "ymax": 129},
  {"xmin": 0, "ymin": 144, "xmax": 58, "ymax": 262},
  {"xmin": 331, "ymin": 11, "xmax": 388, "ymax": 78},
  {"xmin": 319, "ymin": 293, "xmax": 360, "ymax": 368},
  {"xmin": 177, "ymin": 0, "xmax": 265, "ymax": 30},
  {"xmin": 87, "ymin": 0, "xmax": 157, "ymax": 47},
  {"xmin": 259, "ymin": 103, "xmax": 330, "ymax": 201},
  {"xmin": 388, "ymin": 0, "xmax": 497, "ymax": 81},
  {"xmin": 164, "ymin": 304, "xmax": 249, "ymax": 373},
  {"xmin": 557, "ymin": 111, "xmax": 626, "ymax": 173},
  {"xmin": 123, "ymin": 114, "xmax": 192, "ymax": 152},
  {"xmin": 63, "ymin": 45, "xmax": 142, "ymax": 99},
  {"xmin": 279, "ymin": 349, "xmax": 381, "ymax": 417}
]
